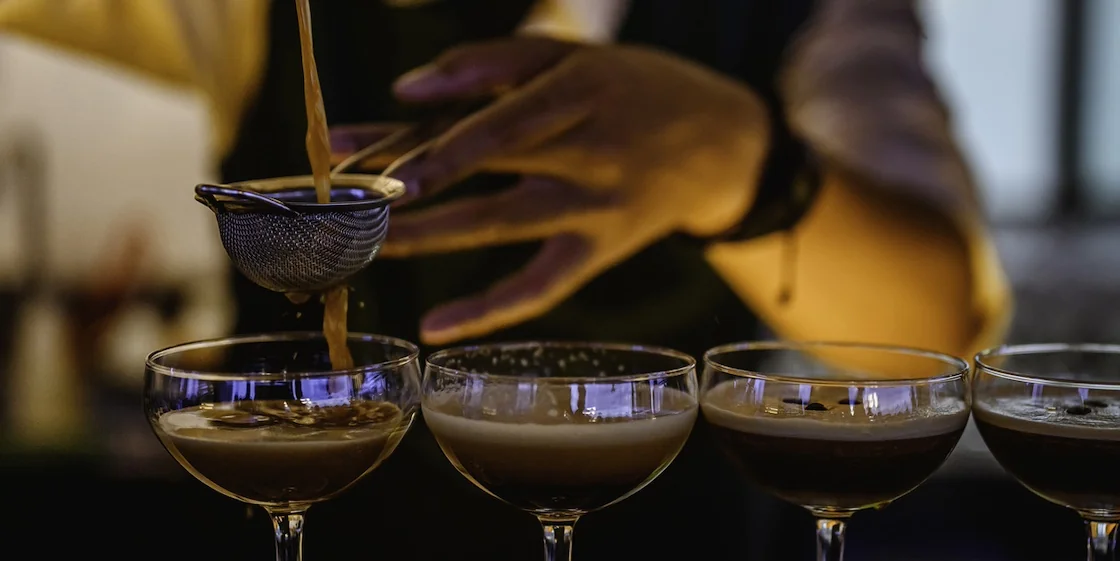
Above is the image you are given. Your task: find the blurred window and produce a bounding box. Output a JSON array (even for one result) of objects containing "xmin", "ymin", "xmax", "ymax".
[{"xmin": 921, "ymin": 0, "xmax": 1118, "ymax": 223}]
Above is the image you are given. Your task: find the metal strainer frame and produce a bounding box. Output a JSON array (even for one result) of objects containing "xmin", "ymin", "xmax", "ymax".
[{"xmin": 195, "ymin": 173, "xmax": 404, "ymax": 294}]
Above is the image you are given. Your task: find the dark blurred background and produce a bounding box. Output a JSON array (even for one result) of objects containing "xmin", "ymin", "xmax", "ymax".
[{"xmin": 0, "ymin": 0, "xmax": 1117, "ymax": 559}]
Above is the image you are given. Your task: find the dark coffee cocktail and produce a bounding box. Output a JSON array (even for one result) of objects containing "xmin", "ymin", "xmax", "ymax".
[
  {"xmin": 703, "ymin": 382, "xmax": 969, "ymax": 510},
  {"xmin": 975, "ymin": 396, "xmax": 1120, "ymax": 512}
]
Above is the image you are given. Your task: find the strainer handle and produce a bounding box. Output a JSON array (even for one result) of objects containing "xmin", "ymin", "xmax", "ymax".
[
  {"xmin": 194, "ymin": 183, "xmax": 298, "ymax": 216},
  {"xmin": 330, "ymin": 100, "xmax": 492, "ymax": 177}
]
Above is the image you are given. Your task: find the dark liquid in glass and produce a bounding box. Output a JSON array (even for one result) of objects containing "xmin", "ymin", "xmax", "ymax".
[
  {"xmin": 154, "ymin": 401, "xmax": 406, "ymax": 505},
  {"xmin": 702, "ymin": 386, "xmax": 967, "ymax": 511},
  {"xmin": 707, "ymin": 424, "xmax": 965, "ymax": 509},
  {"xmin": 975, "ymin": 400, "xmax": 1120, "ymax": 513}
]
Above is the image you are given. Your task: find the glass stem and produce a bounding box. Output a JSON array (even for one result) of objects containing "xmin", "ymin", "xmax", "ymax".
[
  {"xmin": 270, "ymin": 510, "xmax": 308, "ymax": 561},
  {"xmin": 815, "ymin": 518, "xmax": 847, "ymax": 561},
  {"xmin": 1086, "ymin": 520, "xmax": 1118, "ymax": 561},
  {"xmin": 539, "ymin": 518, "xmax": 577, "ymax": 561}
]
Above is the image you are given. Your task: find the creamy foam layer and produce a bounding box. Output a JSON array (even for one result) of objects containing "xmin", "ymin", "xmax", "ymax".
[
  {"xmin": 423, "ymin": 406, "xmax": 696, "ymax": 448},
  {"xmin": 702, "ymin": 381, "xmax": 969, "ymax": 441},
  {"xmin": 421, "ymin": 387, "xmax": 694, "ymax": 447},
  {"xmin": 974, "ymin": 396, "xmax": 1120, "ymax": 441}
]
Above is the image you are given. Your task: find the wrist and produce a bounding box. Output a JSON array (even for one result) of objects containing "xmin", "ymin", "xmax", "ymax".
[{"xmin": 686, "ymin": 110, "xmax": 822, "ymax": 245}]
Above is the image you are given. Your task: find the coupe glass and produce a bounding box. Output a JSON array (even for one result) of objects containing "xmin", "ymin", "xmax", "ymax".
[
  {"xmin": 700, "ymin": 341, "xmax": 971, "ymax": 561},
  {"xmin": 974, "ymin": 343, "xmax": 1120, "ymax": 560},
  {"xmin": 422, "ymin": 341, "xmax": 699, "ymax": 561},
  {"xmin": 144, "ymin": 332, "xmax": 421, "ymax": 561}
]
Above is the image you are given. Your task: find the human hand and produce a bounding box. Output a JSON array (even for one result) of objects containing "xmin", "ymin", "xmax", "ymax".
[{"xmin": 332, "ymin": 38, "xmax": 771, "ymax": 345}]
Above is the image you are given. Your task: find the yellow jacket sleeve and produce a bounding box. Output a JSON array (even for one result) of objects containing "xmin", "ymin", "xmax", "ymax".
[
  {"xmin": 0, "ymin": 0, "xmax": 271, "ymax": 158},
  {"xmin": 706, "ymin": 0, "xmax": 1012, "ymax": 364}
]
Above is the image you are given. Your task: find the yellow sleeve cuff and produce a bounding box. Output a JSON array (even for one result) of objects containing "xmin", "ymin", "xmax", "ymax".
[{"xmin": 0, "ymin": 0, "xmax": 270, "ymax": 159}]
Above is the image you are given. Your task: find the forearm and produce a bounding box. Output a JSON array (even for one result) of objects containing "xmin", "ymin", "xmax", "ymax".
[
  {"xmin": 704, "ymin": 168, "xmax": 1011, "ymax": 360},
  {"xmin": 704, "ymin": 0, "xmax": 1012, "ymax": 359}
]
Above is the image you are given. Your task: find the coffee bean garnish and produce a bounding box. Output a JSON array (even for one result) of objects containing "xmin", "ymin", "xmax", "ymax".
[
  {"xmin": 805, "ymin": 402, "xmax": 828, "ymax": 411},
  {"xmin": 838, "ymin": 399, "xmax": 862, "ymax": 406},
  {"xmin": 782, "ymin": 398, "xmax": 806, "ymax": 406},
  {"xmin": 1066, "ymin": 406, "xmax": 1092, "ymax": 416},
  {"xmin": 1084, "ymin": 400, "xmax": 1109, "ymax": 408}
]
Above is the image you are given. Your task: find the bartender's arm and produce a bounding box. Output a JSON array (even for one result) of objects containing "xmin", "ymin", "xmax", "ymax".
[
  {"xmin": 1, "ymin": 0, "xmax": 1012, "ymax": 361},
  {"xmin": 707, "ymin": 0, "xmax": 1011, "ymax": 360},
  {"xmin": 339, "ymin": 6, "xmax": 1010, "ymax": 359}
]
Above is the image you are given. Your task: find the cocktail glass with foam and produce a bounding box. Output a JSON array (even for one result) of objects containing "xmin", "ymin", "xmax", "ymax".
[
  {"xmin": 700, "ymin": 341, "xmax": 971, "ymax": 561},
  {"xmin": 974, "ymin": 343, "xmax": 1120, "ymax": 561},
  {"xmin": 421, "ymin": 342, "xmax": 699, "ymax": 561}
]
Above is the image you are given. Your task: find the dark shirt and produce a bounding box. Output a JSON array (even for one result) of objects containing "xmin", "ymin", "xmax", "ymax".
[{"xmin": 219, "ymin": 1, "xmax": 815, "ymax": 559}]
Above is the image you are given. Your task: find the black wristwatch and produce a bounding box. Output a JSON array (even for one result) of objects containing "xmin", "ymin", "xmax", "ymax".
[{"xmin": 687, "ymin": 103, "xmax": 822, "ymax": 245}]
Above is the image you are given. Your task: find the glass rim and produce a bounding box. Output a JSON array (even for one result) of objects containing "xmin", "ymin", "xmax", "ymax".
[
  {"xmin": 145, "ymin": 331, "xmax": 420, "ymax": 382},
  {"xmin": 424, "ymin": 341, "xmax": 696, "ymax": 384},
  {"xmin": 224, "ymin": 173, "xmax": 405, "ymax": 212},
  {"xmin": 975, "ymin": 342, "xmax": 1120, "ymax": 390},
  {"xmin": 703, "ymin": 340, "xmax": 970, "ymax": 387}
]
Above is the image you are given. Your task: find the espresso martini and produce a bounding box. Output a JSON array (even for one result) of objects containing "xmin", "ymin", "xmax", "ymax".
[
  {"xmin": 423, "ymin": 387, "xmax": 697, "ymax": 514},
  {"xmin": 975, "ymin": 395, "xmax": 1120, "ymax": 513},
  {"xmin": 702, "ymin": 382, "xmax": 969, "ymax": 511},
  {"xmin": 154, "ymin": 400, "xmax": 408, "ymax": 506}
]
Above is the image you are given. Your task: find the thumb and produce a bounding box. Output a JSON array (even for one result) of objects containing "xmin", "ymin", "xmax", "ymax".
[{"xmin": 394, "ymin": 37, "xmax": 580, "ymax": 103}]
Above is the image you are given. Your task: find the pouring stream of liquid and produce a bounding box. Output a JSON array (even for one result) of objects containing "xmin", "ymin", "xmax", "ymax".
[{"xmin": 295, "ymin": 0, "xmax": 354, "ymax": 370}]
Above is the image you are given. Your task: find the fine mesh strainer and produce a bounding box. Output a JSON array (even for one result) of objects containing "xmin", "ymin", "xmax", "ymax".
[{"xmin": 194, "ymin": 174, "xmax": 404, "ymax": 293}]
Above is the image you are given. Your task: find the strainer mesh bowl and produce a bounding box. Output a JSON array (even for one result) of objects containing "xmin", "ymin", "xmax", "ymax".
[
  {"xmin": 215, "ymin": 208, "xmax": 388, "ymax": 293},
  {"xmin": 197, "ymin": 175, "xmax": 403, "ymax": 293}
]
